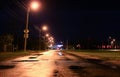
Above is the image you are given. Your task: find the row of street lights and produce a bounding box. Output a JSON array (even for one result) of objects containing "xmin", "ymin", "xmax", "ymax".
[
  {"xmin": 24, "ymin": 1, "xmax": 54, "ymax": 51},
  {"xmin": 41, "ymin": 26, "xmax": 55, "ymax": 49},
  {"xmin": 36, "ymin": 25, "xmax": 54, "ymax": 50}
]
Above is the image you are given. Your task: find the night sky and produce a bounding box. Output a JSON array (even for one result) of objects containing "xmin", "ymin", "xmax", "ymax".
[{"xmin": 1, "ymin": 0, "xmax": 120, "ymax": 43}]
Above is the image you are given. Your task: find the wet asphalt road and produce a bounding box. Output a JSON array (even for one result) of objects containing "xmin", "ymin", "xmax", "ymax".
[{"xmin": 0, "ymin": 50, "xmax": 120, "ymax": 77}]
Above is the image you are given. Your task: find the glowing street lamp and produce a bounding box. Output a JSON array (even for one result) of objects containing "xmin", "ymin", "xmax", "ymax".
[
  {"xmin": 42, "ymin": 25, "xmax": 48, "ymax": 31},
  {"xmin": 46, "ymin": 34, "xmax": 49, "ymax": 37},
  {"xmin": 30, "ymin": 1, "xmax": 41, "ymax": 11},
  {"xmin": 47, "ymin": 36, "xmax": 54, "ymax": 49},
  {"xmin": 24, "ymin": 1, "xmax": 41, "ymax": 52}
]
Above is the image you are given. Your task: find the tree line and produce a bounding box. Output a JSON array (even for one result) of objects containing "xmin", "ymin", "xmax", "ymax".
[{"xmin": 0, "ymin": 34, "xmax": 47, "ymax": 52}]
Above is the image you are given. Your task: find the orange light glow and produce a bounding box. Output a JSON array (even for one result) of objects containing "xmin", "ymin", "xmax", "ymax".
[
  {"xmin": 42, "ymin": 25, "xmax": 48, "ymax": 31},
  {"xmin": 46, "ymin": 34, "xmax": 49, "ymax": 37},
  {"xmin": 30, "ymin": 1, "xmax": 41, "ymax": 11}
]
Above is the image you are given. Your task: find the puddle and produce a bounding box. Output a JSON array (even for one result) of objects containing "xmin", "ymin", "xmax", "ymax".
[
  {"xmin": 12, "ymin": 60, "xmax": 39, "ymax": 62},
  {"xmin": 0, "ymin": 65, "xmax": 15, "ymax": 69},
  {"xmin": 29, "ymin": 56, "xmax": 37, "ymax": 59},
  {"xmin": 69, "ymin": 65, "xmax": 88, "ymax": 76},
  {"xmin": 53, "ymin": 70, "xmax": 59, "ymax": 76},
  {"xmin": 69, "ymin": 65, "xmax": 84, "ymax": 70}
]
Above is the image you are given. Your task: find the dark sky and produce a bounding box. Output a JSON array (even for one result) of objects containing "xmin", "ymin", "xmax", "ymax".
[{"xmin": 1, "ymin": 0, "xmax": 120, "ymax": 42}]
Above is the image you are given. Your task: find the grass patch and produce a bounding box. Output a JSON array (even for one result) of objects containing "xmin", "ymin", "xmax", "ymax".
[
  {"xmin": 0, "ymin": 51, "xmax": 30, "ymax": 61},
  {"xmin": 67, "ymin": 49, "xmax": 120, "ymax": 60},
  {"xmin": 82, "ymin": 52, "xmax": 120, "ymax": 60}
]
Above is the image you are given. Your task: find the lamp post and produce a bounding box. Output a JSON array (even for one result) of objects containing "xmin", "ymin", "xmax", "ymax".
[
  {"xmin": 24, "ymin": 8, "xmax": 30, "ymax": 52},
  {"xmin": 24, "ymin": 1, "xmax": 40, "ymax": 52},
  {"xmin": 34, "ymin": 25, "xmax": 48, "ymax": 50},
  {"xmin": 41, "ymin": 25, "xmax": 48, "ymax": 50}
]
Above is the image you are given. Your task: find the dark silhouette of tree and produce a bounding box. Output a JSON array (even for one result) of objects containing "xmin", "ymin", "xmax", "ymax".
[{"xmin": 0, "ymin": 34, "xmax": 14, "ymax": 52}]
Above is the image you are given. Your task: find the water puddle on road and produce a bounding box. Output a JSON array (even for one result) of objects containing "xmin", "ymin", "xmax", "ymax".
[
  {"xmin": 28, "ymin": 56, "xmax": 37, "ymax": 59},
  {"xmin": 0, "ymin": 65, "xmax": 15, "ymax": 69},
  {"xmin": 12, "ymin": 60, "xmax": 39, "ymax": 62}
]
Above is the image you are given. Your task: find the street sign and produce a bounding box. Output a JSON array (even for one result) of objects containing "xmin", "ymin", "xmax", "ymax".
[
  {"xmin": 24, "ymin": 33, "xmax": 29, "ymax": 38},
  {"xmin": 24, "ymin": 29, "xmax": 29, "ymax": 33}
]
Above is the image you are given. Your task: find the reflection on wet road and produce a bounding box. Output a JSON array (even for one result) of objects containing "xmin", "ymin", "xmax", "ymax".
[{"xmin": 0, "ymin": 50, "xmax": 120, "ymax": 77}]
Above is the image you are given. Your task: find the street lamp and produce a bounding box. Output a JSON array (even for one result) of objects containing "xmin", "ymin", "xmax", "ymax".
[
  {"xmin": 30, "ymin": 1, "xmax": 40, "ymax": 11},
  {"xmin": 42, "ymin": 25, "xmax": 48, "ymax": 31},
  {"xmin": 24, "ymin": 1, "xmax": 40, "ymax": 52},
  {"xmin": 45, "ymin": 33, "xmax": 49, "ymax": 37},
  {"xmin": 48, "ymin": 36, "xmax": 54, "ymax": 48}
]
